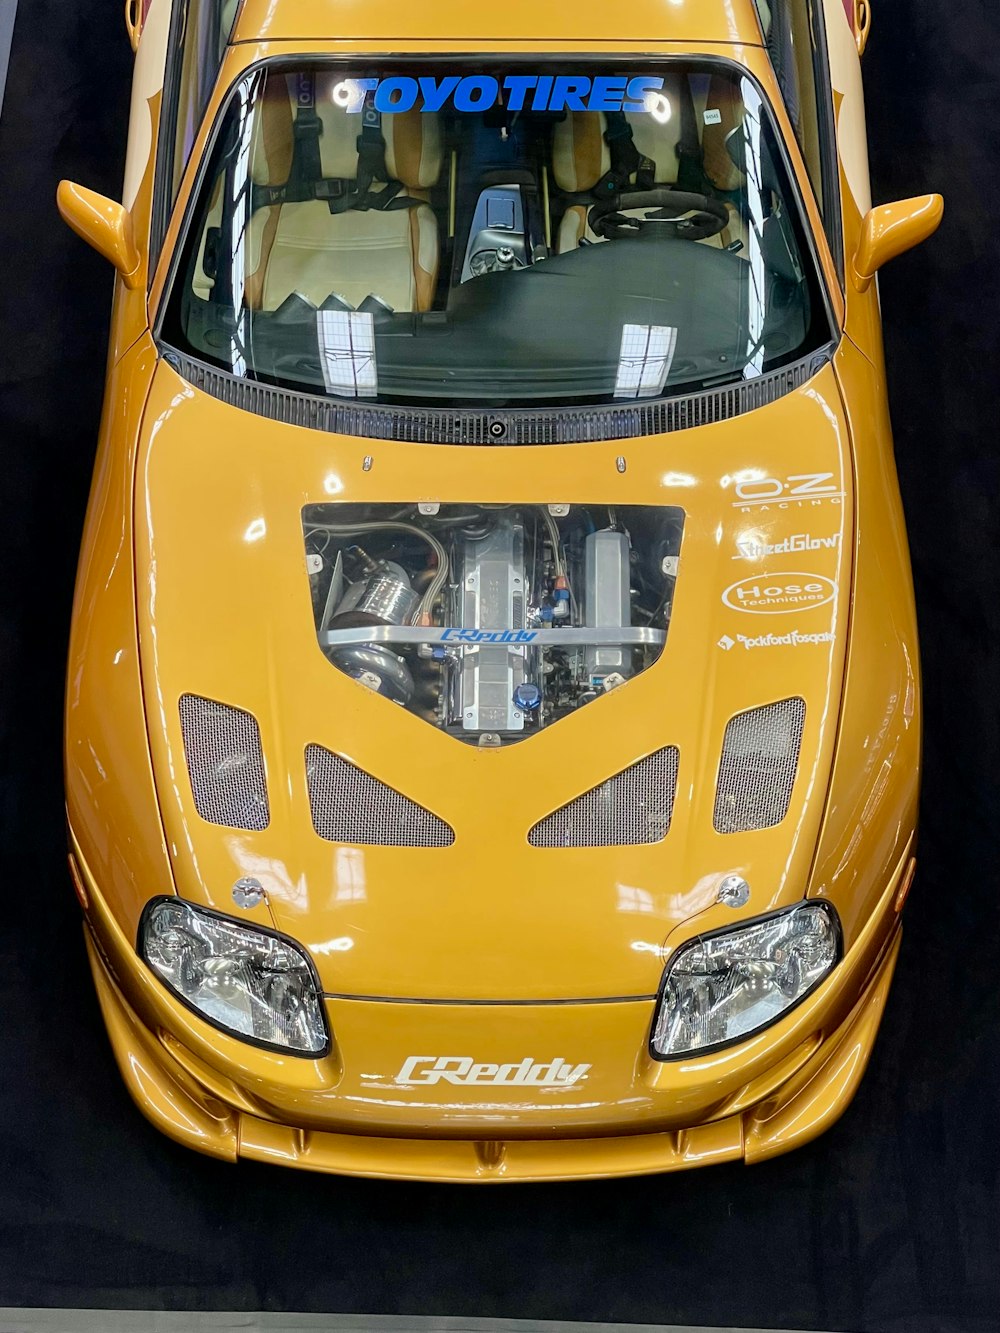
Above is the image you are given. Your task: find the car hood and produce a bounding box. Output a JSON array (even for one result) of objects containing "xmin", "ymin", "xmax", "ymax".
[{"xmin": 134, "ymin": 356, "xmax": 852, "ymax": 1000}]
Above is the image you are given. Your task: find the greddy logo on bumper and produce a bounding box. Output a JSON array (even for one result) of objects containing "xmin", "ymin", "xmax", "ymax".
[
  {"xmin": 335, "ymin": 76, "xmax": 666, "ymax": 116},
  {"xmin": 718, "ymin": 630, "xmax": 836, "ymax": 651},
  {"xmin": 395, "ymin": 1056, "xmax": 592, "ymax": 1087}
]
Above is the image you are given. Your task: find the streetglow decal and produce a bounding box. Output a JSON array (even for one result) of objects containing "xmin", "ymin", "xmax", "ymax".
[
  {"xmin": 333, "ymin": 75, "xmax": 667, "ymax": 116},
  {"xmin": 733, "ymin": 531, "xmax": 841, "ymax": 560}
]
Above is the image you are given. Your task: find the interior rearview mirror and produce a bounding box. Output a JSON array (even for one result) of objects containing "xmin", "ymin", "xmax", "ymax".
[
  {"xmin": 853, "ymin": 193, "xmax": 944, "ymax": 293},
  {"xmin": 56, "ymin": 181, "xmax": 141, "ymax": 289}
]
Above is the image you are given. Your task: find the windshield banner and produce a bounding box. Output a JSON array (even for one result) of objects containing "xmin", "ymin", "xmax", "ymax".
[{"xmin": 333, "ymin": 75, "xmax": 666, "ymax": 115}]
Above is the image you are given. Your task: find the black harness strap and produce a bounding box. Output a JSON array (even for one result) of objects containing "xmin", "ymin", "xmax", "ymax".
[
  {"xmin": 675, "ymin": 77, "xmax": 705, "ymax": 192},
  {"xmin": 293, "ymin": 72, "xmax": 324, "ymax": 184},
  {"xmin": 355, "ymin": 96, "xmax": 389, "ymax": 202},
  {"xmin": 591, "ymin": 111, "xmax": 656, "ymax": 201}
]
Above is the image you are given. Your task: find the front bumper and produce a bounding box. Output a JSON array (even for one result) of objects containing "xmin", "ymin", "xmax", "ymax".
[
  {"xmin": 86, "ymin": 922, "xmax": 898, "ymax": 1181},
  {"xmin": 76, "ymin": 829, "xmax": 909, "ymax": 1181}
]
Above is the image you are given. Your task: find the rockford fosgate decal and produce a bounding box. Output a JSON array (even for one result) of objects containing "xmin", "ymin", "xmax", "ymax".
[
  {"xmin": 733, "ymin": 531, "xmax": 841, "ymax": 560},
  {"xmin": 732, "ymin": 473, "xmax": 845, "ymax": 510},
  {"xmin": 722, "ymin": 573, "xmax": 837, "ymax": 615},
  {"xmin": 335, "ymin": 75, "xmax": 666, "ymax": 116},
  {"xmin": 394, "ymin": 1056, "xmax": 592, "ymax": 1087},
  {"xmin": 718, "ymin": 630, "xmax": 836, "ymax": 651}
]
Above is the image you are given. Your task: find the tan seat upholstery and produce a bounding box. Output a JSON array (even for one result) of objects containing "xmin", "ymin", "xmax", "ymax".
[
  {"xmin": 244, "ymin": 74, "xmax": 442, "ymax": 313},
  {"xmin": 552, "ymin": 75, "xmax": 746, "ymax": 256}
]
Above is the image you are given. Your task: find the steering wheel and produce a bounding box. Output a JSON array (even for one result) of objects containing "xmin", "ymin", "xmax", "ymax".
[{"xmin": 589, "ymin": 189, "xmax": 729, "ymax": 243}]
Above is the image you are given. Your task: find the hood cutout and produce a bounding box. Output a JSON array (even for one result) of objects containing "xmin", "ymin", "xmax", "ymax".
[{"xmin": 304, "ymin": 502, "xmax": 685, "ymax": 746}]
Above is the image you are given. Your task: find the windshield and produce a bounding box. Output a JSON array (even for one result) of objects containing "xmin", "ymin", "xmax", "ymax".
[{"xmin": 161, "ymin": 59, "xmax": 832, "ymax": 408}]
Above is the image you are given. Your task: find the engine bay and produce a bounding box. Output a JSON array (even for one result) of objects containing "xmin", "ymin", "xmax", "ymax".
[{"xmin": 304, "ymin": 503, "xmax": 684, "ymax": 743}]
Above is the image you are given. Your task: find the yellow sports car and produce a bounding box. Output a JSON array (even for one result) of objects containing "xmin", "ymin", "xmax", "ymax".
[{"xmin": 58, "ymin": 0, "xmax": 941, "ymax": 1180}]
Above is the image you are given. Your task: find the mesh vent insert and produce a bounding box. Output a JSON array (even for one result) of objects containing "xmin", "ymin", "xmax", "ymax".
[
  {"xmin": 179, "ymin": 695, "xmax": 270, "ymax": 831},
  {"xmin": 529, "ymin": 747, "xmax": 680, "ymax": 848},
  {"xmin": 714, "ymin": 698, "xmax": 806, "ymax": 834},
  {"xmin": 306, "ymin": 745, "xmax": 455, "ymax": 847}
]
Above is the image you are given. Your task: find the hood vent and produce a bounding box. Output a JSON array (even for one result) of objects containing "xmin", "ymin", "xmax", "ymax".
[
  {"xmin": 305, "ymin": 745, "xmax": 455, "ymax": 847},
  {"xmin": 529, "ymin": 747, "xmax": 680, "ymax": 848},
  {"xmin": 714, "ymin": 698, "xmax": 806, "ymax": 834},
  {"xmin": 179, "ymin": 695, "xmax": 270, "ymax": 831}
]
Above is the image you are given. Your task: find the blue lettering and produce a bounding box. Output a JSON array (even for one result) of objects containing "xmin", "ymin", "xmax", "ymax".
[
  {"xmin": 337, "ymin": 77, "xmax": 379, "ymax": 114},
  {"xmin": 531, "ymin": 75, "xmax": 554, "ymax": 111},
  {"xmin": 350, "ymin": 73, "xmax": 665, "ymax": 115},
  {"xmin": 418, "ymin": 75, "xmax": 461, "ymax": 112},
  {"xmin": 374, "ymin": 76, "xmax": 419, "ymax": 113},
  {"xmin": 503, "ymin": 74, "xmax": 538, "ymax": 111},
  {"xmin": 623, "ymin": 75, "xmax": 665, "ymax": 112},
  {"xmin": 438, "ymin": 628, "xmax": 538, "ymax": 643},
  {"xmin": 548, "ymin": 76, "xmax": 591, "ymax": 112},
  {"xmin": 587, "ymin": 75, "xmax": 627, "ymax": 111},
  {"xmin": 454, "ymin": 75, "xmax": 499, "ymax": 112}
]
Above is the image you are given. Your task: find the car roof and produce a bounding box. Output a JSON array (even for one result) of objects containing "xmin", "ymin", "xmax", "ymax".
[{"xmin": 231, "ymin": 0, "xmax": 765, "ymax": 47}]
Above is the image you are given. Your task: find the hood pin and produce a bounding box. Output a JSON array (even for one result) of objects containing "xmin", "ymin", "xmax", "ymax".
[
  {"xmin": 232, "ymin": 877, "xmax": 266, "ymax": 909},
  {"xmin": 717, "ymin": 875, "xmax": 750, "ymax": 908}
]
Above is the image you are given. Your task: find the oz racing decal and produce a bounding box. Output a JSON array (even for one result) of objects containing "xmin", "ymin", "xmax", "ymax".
[
  {"xmin": 394, "ymin": 1056, "xmax": 591, "ymax": 1087},
  {"xmin": 333, "ymin": 75, "xmax": 668, "ymax": 116},
  {"xmin": 722, "ymin": 573, "xmax": 836, "ymax": 615},
  {"xmin": 718, "ymin": 630, "xmax": 836, "ymax": 651},
  {"xmin": 732, "ymin": 473, "xmax": 845, "ymax": 510}
]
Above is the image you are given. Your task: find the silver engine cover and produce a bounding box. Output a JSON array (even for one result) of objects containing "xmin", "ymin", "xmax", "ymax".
[{"xmin": 451, "ymin": 515, "xmax": 529, "ymax": 733}]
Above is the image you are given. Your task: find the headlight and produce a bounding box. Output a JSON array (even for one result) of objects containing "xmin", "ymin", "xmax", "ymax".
[
  {"xmin": 140, "ymin": 897, "xmax": 329, "ymax": 1056},
  {"xmin": 650, "ymin": 901, "xmax": 840, "ymax": 1059}
]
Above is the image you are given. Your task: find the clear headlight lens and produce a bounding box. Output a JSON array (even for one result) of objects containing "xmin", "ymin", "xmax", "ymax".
[
  {"xmin": 140, "ymin": 898, "xmax": 329, "ymax": 1055},
  {"xmin": 651, "ymin": 901, "xmax": 840, "ymax": 1059}
]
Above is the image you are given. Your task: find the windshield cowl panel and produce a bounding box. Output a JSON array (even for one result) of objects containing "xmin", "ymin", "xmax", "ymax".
[{"xmin": 160, "ymin": 56, "xmax": 834, "ymax": 420}]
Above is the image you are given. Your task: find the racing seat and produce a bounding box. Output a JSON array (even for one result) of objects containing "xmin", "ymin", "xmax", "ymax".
[
  {"xmin": 552, "ymin": 75, "xmax": 746, "ymax": 254},
  {"xmin": 244, "ymin": 75, "xmax": 442, "ymax": 313}
]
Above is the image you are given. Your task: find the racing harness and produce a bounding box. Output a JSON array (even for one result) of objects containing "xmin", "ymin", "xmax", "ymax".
[
  {"xmin": 584, "ymin": 80, "xmax": 707, "ymax": 204},
  {"xmin": 252, "ymin": 74, "xmax": 423, "ymax": 216}
]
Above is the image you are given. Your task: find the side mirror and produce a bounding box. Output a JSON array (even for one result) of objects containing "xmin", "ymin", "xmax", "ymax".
[
  {"xmin": 852, "ymin": 193, "xmax": 944, "ymax": 293},
  {"xmin": 852, "ymin": 0, "xmax": 872, "ymax": 56},
  {"xmin": 56, "ymin": 181, "xmax": 141, "ymax": 289},
  {"xmin": 125, "ymin": 0, "xmax": 143, "ymax": 51}
]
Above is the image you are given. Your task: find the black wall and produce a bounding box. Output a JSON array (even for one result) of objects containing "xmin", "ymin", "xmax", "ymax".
[{"xmin": 0, "ymin": 3, "xmax": 996, "ymax": 1329}]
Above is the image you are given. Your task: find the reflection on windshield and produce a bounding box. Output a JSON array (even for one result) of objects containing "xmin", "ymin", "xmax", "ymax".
[{"xmin": 162, "ymin": 60, "xmax": 831, "ymax": 410}]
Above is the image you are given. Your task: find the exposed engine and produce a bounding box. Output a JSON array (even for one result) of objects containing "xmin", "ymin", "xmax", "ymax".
[{"xmin": 303, "ymin": 503, "xmax": 684, "ymax": 744}]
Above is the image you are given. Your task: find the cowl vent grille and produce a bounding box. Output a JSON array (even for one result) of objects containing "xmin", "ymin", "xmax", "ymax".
[
  {"xmin": 529, "ymin": 747, "xmax": 680, "ymax": 848},
  {"xmin": 179, "ymin": 695, "xmax": 270, "ymax": 831},
  {"xmin": 306, "ymin": 745, "xmax": 455, "ymax": 847},
  {"xmin": 161, "ymin": 346, "xmax": 831, "ymax": 446},
  {"xmin": 714, "ymin": 698, "xmax": 806, "ymax": 834}
]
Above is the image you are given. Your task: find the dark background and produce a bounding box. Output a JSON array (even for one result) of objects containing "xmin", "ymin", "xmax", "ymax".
[{"xmin": 0, "ymin": 2, "xmax": 996, "ymax": 1330}]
